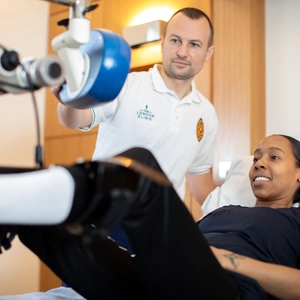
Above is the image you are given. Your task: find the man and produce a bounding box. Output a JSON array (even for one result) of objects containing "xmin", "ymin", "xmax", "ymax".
[{"xmin": 54, "ymin": 7, "xmax": 217, "ymax": 205}]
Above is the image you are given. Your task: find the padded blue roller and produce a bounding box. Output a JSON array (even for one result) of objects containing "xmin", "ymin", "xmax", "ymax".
[{"xmin": 59, "ymin": 29, "xmax": 131, "ymax": 109}]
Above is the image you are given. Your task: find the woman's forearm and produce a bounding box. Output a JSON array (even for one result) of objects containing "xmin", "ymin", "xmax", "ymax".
[{"xmin": 210, "ymin": 246, "xmax": 300, "ymax": 300}]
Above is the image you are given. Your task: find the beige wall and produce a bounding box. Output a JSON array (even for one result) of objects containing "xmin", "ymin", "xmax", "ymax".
[
  {"xmin": 265, "ymin": 0, "xmax": 300, "ymax": 141},
  {"xmin": 0, "ymin": 0, "xmax": 50, "ymax": 295}
]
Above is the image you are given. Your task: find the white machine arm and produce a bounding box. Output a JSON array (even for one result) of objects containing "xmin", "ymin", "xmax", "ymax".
[
  {"xmin": 0, "ymin": 0, "xmax": 131, "ymax": 108},
  {"xmin": 49, "ymin": 0, "xmax": 91, "ymax": 94},
  {"xmin": 41, "ymin": 0, "xmax": 131, "ymax": 109},
  {"xmin": 52, "ymin": 17, "xmax": 90, "ymax": 94},
  {"xmin": 0, "ymin": 47, "xmax": 65, "ymax": 95}
]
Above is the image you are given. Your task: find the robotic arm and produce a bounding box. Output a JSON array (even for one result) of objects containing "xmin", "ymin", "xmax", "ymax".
[
  {"xmin": 44, "ymin": 0, "xmax": 131, "ymax": 109},
  {"xmin": 0, "ymin": 47, "xmax": 65, "ymax": 95},
  {"xmin": 0, "ymin": 0, "xmax": 131, "ymax": 109}
]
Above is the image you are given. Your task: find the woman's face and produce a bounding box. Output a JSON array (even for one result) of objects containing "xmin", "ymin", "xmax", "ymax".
[{"xmin": 249, "ymin": 135, "xmax": 300, "ymax": 207}]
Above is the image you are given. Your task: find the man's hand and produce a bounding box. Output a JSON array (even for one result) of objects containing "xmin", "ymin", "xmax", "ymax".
[{"xmin": 51, "ymin": 85, "xmax": 64, "ymax": 104}]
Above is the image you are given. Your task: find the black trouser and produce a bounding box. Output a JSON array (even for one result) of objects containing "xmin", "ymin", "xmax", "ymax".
[{"xmin": 3, "ymin": 148, "xmax": 241, "ymax": 300}]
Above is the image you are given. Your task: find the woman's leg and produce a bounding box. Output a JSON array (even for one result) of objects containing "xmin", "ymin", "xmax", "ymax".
[
  {"xmin": 117, "ymin": 148, "xmax": 241, "ymax": 300},
  {"xmin": 0, "ymin": 165, "xmax": 148, "ymax": 300},
  {"xmin": 0, "ymin": 150, "xmax": 240, "ymax": 300},
  {"xmin": 17, "ymin": 226, "xmax": 148, "ymax": 300},
  {"xmin": 0, "ymin": 166, "xmax": 76, "ymax": 225}
]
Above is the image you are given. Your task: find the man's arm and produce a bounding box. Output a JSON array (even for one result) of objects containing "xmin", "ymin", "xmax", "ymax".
[
  {"xmin": 57, "ymin": 103, "xmax": 93, "ymax": 129},
  {"xmin": 211, "ymin": 246, "xmax": 300, "ymax": 300},
  {"xmin": 186, "ymin": 171, "xmax": 215, "ymax": 206},
  {"xmin": 52, "ymin": 86, "xmax": 93, "ymax": 129}
]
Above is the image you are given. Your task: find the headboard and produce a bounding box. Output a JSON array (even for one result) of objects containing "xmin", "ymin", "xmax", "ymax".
[{"xmin": 202, "ymin": 156, "xmax": 256, "ymax": 216}]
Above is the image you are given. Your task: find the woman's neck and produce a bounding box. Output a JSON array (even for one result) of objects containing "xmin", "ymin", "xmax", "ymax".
[{"xmin": 255, "ymin": 199, "xmax": 293, "ymax": 209}]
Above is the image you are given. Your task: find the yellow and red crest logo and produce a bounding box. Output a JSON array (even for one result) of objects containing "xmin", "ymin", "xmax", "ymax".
[{"xmin": 196, "ymin": 118, "xmax": 204, "ymax": 142}]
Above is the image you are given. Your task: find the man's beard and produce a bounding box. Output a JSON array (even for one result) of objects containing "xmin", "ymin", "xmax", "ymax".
[{"xmin": 164, "ymin": 62, "xmax": 194, "ymax": 80}]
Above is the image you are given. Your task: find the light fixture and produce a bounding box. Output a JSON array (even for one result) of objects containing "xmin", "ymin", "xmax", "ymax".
[{"xmin": 123, "ymin": 20, "xmax": 167, "ymax": 48}]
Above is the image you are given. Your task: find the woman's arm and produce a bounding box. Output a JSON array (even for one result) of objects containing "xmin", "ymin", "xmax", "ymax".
[{"xmin": 210, "ymin": 246, "xmax": 300, "ymax": 300}]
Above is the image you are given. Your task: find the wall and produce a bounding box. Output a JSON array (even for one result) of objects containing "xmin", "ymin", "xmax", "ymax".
[
  {"xmin": 212, "ymin": 0, "xmax": 265, "ymax": 183},
  {"xmin": 265, "ymin": 0, "xmax": 300, "ymax": 141},
  {"xmin": 0, "ymin": 0, "xmax": 49, "ymax": 295}
]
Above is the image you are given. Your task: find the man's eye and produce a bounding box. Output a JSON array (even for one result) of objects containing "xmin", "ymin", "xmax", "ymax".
[
  {"xmin": 253, "ymin": 157, "xmax": 259, "ymax": 163},
  {"xmin": 171, "ymin": 39, "xmax": 179, "ymax": 44},
  {"xmin": 271, "ymin": 155, "xmax": 279, "ymax": 160},
  {"xmin": 191, "ymin": 43, "xmax": 200, "ymax": 47}
]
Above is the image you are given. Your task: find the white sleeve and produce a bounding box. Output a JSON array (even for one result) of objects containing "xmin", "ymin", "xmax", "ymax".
[
  {"xmin": 201, "ymin": 155, "xmax": 256, "ymax": 216},
  {"xmin": 78, "ymin": 108, "xmax": 96, "ymax": 131}
]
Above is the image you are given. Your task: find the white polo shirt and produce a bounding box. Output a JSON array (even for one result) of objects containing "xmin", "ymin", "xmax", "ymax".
[{"xmin": 89, "ymin": 64, "xmax": 218, "ymax": 197}]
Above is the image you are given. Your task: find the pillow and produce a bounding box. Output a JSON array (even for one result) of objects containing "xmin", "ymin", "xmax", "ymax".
[{"xmin": 201, "ymin": 156, "xmax": 256, "ymax": 216}]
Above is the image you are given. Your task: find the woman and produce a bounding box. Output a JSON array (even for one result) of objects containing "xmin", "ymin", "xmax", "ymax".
[
  {"xmin": 200, "ymin": 134, "xmax": 300, "ymax": 299},
  {"xmin": 1, "ymin": 135, "xmax": 300, "ymax": 300}
]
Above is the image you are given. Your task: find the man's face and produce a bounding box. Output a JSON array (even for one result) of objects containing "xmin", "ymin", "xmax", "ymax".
[{"xmin": 161, "ymin": 13, "xmax": 215, "ymax": 81}]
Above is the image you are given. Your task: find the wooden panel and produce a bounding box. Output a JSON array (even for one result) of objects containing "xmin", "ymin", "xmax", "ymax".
[
  {"xmin": 49, "ymin": 3, "xmax": 68, "ymax": 16},
  {"xmin": 249, "ymin": 0, "xmax": 266, "ymax": 153},
  {"xmin": 47, "ymin": 10, "xmax": 69, "ymax": 55},
  {"xmin": 191, "ymin": 1, "xmax": 212, "ymax": 101},
  {"xmin": 39, "ymin": 262, "xmax": 61, "ymax": 292},
  {"xmin": 183, "ymin": 182, "xmax": 203, "ymax": 221},
  {"xmin": 213, "ymin": 0, "xmax": 251, "ymax": 160},
  {"xmin": 212, "ymin": 0, "xmax": 265, "ymax": 183},
  {"xmin": 130, "ymin": 42, "xmax": 163, "ymax": 70},
  {"xmin": 44, "ymin": 133, "xmax": 97, "ymax": 167},
  {"xmin": 89, "ymin": 1, "xmax": 104, "ymax": 29}
]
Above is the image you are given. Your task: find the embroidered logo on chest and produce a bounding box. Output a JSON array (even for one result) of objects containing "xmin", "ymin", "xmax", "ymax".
[
  {"xmin": 136, "ymin": 105, "xmax": 155, "ymax": 121},
  {"xmin": 196, "ymin": 118, "xmax": 204, "ymax": 142}
]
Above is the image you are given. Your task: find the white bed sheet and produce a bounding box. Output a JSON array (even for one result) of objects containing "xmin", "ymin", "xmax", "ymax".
[{"xmin": 0, "ymin": 287, "xmax": 85, "ymax": 300}]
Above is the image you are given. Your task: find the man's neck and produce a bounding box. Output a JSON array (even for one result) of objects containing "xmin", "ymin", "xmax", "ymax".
[{"xmin": 158, "ymin": 65, "xmax": 193, "ymax": 100}]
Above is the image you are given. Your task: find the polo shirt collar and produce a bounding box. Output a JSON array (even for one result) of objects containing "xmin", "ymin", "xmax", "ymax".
[{"xmin": 149, "ymin": 64, "xmax": 201, "ymax": 104}]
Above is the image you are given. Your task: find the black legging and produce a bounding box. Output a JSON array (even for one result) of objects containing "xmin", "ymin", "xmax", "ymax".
[{"xmin": 7, "ymin": 148, "xmax": 240, "ymax": 299}]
